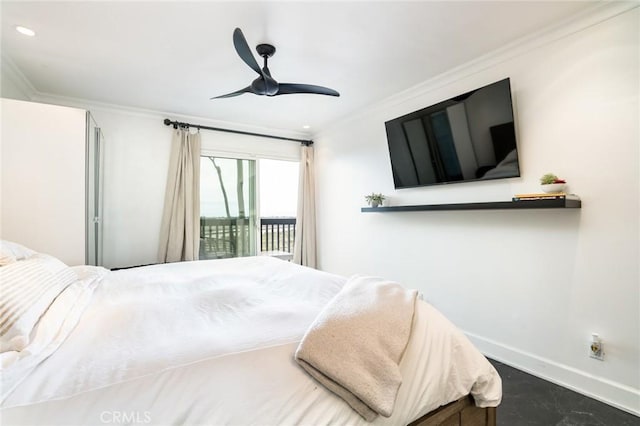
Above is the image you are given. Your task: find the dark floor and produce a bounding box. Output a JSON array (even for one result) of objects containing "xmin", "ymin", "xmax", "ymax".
[{"xmin": 489, "ymin": 359, "xmax": 639, "ymax": 426}]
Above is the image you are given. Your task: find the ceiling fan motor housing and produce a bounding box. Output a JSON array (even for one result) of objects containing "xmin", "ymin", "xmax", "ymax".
[
  {"xmin": 251, "ymin": 76, "xmax": 279, "ymax": 96},
  {"xmin": 256, "ymin": 44, "xmax": 276, "ymax": 58}
]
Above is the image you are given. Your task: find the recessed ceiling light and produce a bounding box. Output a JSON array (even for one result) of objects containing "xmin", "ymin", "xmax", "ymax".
[
  {"xmin": 16, "ymin": 26, "xmax": 36, "ymax": 37},
  {"xmin": 302, "ymin": 125, "xmax": 311, "ymax": 129}
]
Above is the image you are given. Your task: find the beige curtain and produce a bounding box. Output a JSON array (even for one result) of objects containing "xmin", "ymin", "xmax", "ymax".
[
  {"xmin": 293, "ymin": 144, "xmax": 317, "ymax": 268},
  {"xmin": 158, "ymin": 128, "xmax": 201, "ymax": 263}
]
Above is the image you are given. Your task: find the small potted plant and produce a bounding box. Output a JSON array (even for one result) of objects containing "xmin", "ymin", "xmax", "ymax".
[
  {"xmin": 540, "ymin": 173, "xmax": 566, "ymax": 193},
  {"xmin": 365, "ymin": 193, "xmax": 385, "ymax": 208}
]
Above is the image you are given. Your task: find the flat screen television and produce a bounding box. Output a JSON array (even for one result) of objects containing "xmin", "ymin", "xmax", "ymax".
[{"xmin": 384, "ymin": 78, "xmax": 520, "ymax": 189}]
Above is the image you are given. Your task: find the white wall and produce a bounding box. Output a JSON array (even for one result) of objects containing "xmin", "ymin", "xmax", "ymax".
[
  {"xmin": 88, "ymin": 108, "xmax": 302, "ymax": 269},
  {"xmin": 314, "ymin": 8, "xmax": 639, "ymax": 414},
  {"xmin": 0, "ymin": 98, "xmax": 86, "ymax": 265}
]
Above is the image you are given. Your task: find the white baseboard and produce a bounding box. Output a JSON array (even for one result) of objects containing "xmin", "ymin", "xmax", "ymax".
[{"xmin": 464, "ymin": 331, "xmax": 640, "ymax": 417}]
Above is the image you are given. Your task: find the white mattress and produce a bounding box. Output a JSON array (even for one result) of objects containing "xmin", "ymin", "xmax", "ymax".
[{"xmin": 1, "ymin": 256, "xmax": 501, "ymax": 425}]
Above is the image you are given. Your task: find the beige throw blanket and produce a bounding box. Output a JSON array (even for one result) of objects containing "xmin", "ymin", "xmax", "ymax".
[{"xmin": 294, "ymin": 275, "xmax": 418, "ymax": 421}]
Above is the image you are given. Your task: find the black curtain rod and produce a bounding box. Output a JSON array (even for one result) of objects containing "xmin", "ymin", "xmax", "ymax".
[{"xmin": 163, "ymin": 119, "xmax": 313, "ymax": 146}]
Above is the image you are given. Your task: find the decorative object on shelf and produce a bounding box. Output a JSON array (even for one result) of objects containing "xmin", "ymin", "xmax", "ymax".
[
  {"xmin": 365, "ymin": 193, "xmax": 386, "ymax": 208},
  {"xmin": 539, "ymin": 173, "xmax": 566, "ymax": 193},
  {"xmin": 513, "ymin": 192, "xmax": 580, "ymax": 201}
]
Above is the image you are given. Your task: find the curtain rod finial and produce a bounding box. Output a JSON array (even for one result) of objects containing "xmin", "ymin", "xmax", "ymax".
[{"xmin": 164, "ymin": 118, "xmax": 179, "ymax": 129}]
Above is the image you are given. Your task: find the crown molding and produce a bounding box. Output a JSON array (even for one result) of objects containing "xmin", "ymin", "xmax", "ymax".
[
  {"xmin": 317, "ymin": 1, "xmax": 639, "ymax": 139},
  {"xmin": 0, "ymin": 53, "xmax": 37, "ymax": 100},
  {"xmin": 4, "ymin": 1, "xmax": 635, "ymax": 142},
  {"xmin": 28, "ymin": 91, "xmax": 311, "ymax": 141}
]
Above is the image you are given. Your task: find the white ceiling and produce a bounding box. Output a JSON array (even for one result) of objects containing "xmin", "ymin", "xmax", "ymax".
[{"xmin": 1, "ymin": 1, "xmax": 599, "ymax": 135}]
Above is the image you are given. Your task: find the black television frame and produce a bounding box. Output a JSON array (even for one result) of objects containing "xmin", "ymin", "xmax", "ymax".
[{"xmin": 384, "ymin": 78, "xmax": 520, "ymax": 189}]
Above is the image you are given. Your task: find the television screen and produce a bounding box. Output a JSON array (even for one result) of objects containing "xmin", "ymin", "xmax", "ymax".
[{"xmin": 384, "ymin": 78, "xmax": 519, "ymax": 189}]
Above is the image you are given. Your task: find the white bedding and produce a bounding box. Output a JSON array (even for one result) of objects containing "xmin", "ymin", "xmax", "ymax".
[{"xmin": 1, "ymin": 255, "xmax": 501, "ymax": 425}]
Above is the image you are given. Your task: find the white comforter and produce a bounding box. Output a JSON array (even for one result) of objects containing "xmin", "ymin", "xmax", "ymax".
[{"xmin": 1, "ymin": 256, "xmax": 501, "ymax": 425}]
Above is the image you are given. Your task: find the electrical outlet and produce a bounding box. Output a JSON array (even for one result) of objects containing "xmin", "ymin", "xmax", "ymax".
[{"xmin": 590, "ymin": 333, "xmax": 604, "ymax": 361}]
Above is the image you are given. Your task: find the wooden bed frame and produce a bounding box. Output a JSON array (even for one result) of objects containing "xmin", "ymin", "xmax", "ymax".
[{"xmin": 408, "ymin": 395, "xmax": 497, "ymax": 426}]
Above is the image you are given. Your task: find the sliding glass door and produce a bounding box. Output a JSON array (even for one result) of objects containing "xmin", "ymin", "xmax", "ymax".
[{"xmin": 199, "ymin": 156, "xmax": 257, "ymax": 259}]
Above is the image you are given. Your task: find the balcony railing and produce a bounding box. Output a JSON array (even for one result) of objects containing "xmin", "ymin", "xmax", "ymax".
[
  {"xmin": 260, "ymin": 217, "xmax": 296, "ymax": 253},
  {"xmin": 199, "ymin": 216, "xmax": 296, "ymax": 260}
]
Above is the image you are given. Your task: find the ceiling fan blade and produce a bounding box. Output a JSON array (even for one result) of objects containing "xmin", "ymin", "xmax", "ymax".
[
  {"xmin": 277, "ymin": 83, "xmax": 340, "ymax": 97},
  {"xmin": 232, "ymin": 28, "xmax": 262, "ymax": 76},
  {"xmin": 210, "ymin": 86, "xmax": 253, "ymax": 99},
  {"xmin": 261, "ymin": 66, "xmax": 280, "ymax": 95}
]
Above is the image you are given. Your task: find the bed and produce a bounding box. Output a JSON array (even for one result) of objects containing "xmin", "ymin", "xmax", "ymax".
[{"xmin": 0, "ymin": 241, "xmax": 501, "ymax": 425}]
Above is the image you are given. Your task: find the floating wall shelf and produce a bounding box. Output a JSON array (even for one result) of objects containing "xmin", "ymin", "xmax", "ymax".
[{"xmin": 361, "ymin": 198, "xmax": 581, "ymax": 212}]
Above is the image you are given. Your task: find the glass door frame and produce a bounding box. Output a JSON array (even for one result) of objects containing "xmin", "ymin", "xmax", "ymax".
[
  {"xmin": 85, "ymin": 112, "xmax": 104, "ymax": 266},
  {"xmin": 200, "ymin": 149, "xmax": 260, "ymax": 258}
]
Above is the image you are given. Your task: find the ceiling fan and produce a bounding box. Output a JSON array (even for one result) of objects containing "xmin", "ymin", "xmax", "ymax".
[{"xmin": 211, "ymin": 28, "xmax": 340, "ymax": 99}]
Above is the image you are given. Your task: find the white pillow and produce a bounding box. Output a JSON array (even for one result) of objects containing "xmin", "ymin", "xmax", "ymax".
[
  {"xmin": 0, "ymin": 253, "xmax": 78, "ymax": 352},
  {"xmin": 0, "ymin": 240, "xmax": 37, "ymax": 266}
]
